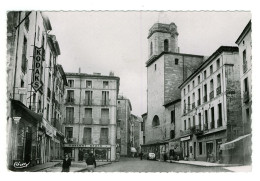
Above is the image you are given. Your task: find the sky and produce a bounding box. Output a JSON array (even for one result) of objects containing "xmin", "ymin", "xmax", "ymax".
[{"xmin": 44, "ymin": 11, "xmax": 251, "ymax": 117}]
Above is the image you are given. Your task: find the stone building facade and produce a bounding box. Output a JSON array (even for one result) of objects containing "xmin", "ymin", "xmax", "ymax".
[
  {"xmin": 116, "ymin": 95, "xmax": 132, "ymax": 156},
  {"xmin": 142, "ymin": 22, "xmax": 204, "ymax": 160},
  {"xmin": 6, "ymin": 11, "xmax": 65, "ymax": 169},
  {"xmin": 63, "ymin": 72, "xmax": 120, "ymax": 162},
  {"xmin": 179, "ymin": 46, "xmax": 243, "ymax": 164},
  {"xmin": 129, "ymin": 114, "xmax": 143, "ymax": 156}
]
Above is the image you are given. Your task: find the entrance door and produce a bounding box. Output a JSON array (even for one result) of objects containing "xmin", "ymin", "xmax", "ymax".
[
  {"xmin": 194, "ymin": 142, "xmax": 196, "ymax": 160},
  {"xmin": 206, "ymin": 142, "xmax": 213, "ymax": 162},
  {"xmin": 24, "ymin": 127, "xmax": 32, "ymax": 163}
]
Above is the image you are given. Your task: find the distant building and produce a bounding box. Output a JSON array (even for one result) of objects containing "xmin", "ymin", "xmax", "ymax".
[
  {"xmin": 63, "ymin": 72, "xmax": 120, "ymax": 162},
  {"xmin": 179, "ymin": 46, "xmax": 243, "ymax": 164},
  {"xmin": 116, "ymin": 95, "xmax": 132, "ymax": 156},
  {"xmin": 130, "ymin": 114, "xmax": 143, "ymax": 156},
  {"xmin": 141, "ymin": 113, "xmax": 147, "ymax": 145},
  {"xmin": 142, "ymin": 22, "xmax": 204, "ymax": 160}
]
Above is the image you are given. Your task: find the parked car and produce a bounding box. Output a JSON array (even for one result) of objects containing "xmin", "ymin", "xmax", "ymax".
[{"xmin": 147, "ymin": 153, "xmax": 156, "ymax": 160}]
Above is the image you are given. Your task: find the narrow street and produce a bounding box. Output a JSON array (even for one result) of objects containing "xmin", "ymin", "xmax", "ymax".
[{"xmin": 82, "ymin": 157, "xmax": 230, "ymax": 172}]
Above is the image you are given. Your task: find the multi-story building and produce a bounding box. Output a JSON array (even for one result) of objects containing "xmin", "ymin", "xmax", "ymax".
[
  {"xmin": 129, "ymin": 114, "xmax": 143, "ymax": 156},
  {"xmin": 63, "ymin": 72, "xmax": 120, "ymax": 162},
  {"xmin": 179, "ymin": 46, "xmax": 243, "ymax": 164},
  {"xmin": 141, "ymin": 113, "xmax": 147, "ymax": 145},
  {"xmin": 142, "ymin": 22, "xmax": 204, "ymax": 160},
  {"xmin": 116, "ymin": 95, "xmax": 132, "ymax": 156},
  {"xmin": 6, "ymin": 11, "xmax": 64, "ymax": 169}
]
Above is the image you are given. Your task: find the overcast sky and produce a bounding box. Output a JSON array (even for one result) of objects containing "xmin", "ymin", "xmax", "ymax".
[{"xmin": 45, "ymin": 11, "xmax": 251, "ymax": 117}]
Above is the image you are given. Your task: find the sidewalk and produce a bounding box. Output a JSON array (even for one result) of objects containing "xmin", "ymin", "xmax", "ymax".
[
  {"xmin": 166, "ymin": 160, "xmax": 242, "ymax": 167},
  {"xmin": 12, "ymin": 161, "xmax": 62, "ymax": 172}
]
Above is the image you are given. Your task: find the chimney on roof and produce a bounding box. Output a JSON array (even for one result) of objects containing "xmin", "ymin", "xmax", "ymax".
[{"xmin": 109, "ymin": 71, "xmax": 114, "ymax": 76}]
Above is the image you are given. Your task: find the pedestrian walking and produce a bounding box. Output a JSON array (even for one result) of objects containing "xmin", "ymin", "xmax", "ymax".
[
  {"xmin": 62, "ymin": 154, "xmax": 71, "ymax": 172},
  {"xmin": 139, "ymin": 152, "xmax": 143, "ymax": 160},
  {"xmin": 85, "ymin": 152, "xmax": 96, "ymax": 172}
]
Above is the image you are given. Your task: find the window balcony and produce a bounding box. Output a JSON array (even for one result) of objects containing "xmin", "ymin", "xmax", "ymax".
[
  {"xmin": 101, "ymin": 99, "xmax": 110, "ymax": 106},
  {"xmin": 203, "ymin": 95, "xmax": 207, "ymax": 103},
  {"xmin": 197, "ymin": 99, "xmax": 201, "ymax": 106},
  {"xmin": 192, "ymin": 125, "xmax": 203, "ymax": 135},
  {"xmin": 192, "ymin": 102, "xmax": 195, "ymax": 109},
  {"xmin": 180, "ymin": 128, "xmax": 192, "ymax": 137},
  {"xmin": 216, "ymin": 86, "xmax": 221, "ymax": 95},
  {"xmin": 84, "ymin": 99, "xmax": 93, "ymax": 106},
  {"xmin": 100, "ymin": 118, "xmax": 110, "ymax": 125},
  {"xmin": 82, "ymin": 118, "xmax": 93, "ymax": 124},
  {"xmin": 243, "ymin": 62, "xmax": 248, "ymax": 73},
  {"xmin": 210, "ymin": 91, "xmax": 214, "ymax": 100},
  {"xmin": 82, "ymin": 138, "xmax": 92, "ymax": 145},
  {"xmin": 243, "ymin": 91, "xmax": 249, "ymax": 103},
  {"xmin": 64, "ymin": 117, "xmax": 75, "ymax": 124},
  {"xmin": 66, "ymin": 97, "xmax": 75, "ymax": 104}
]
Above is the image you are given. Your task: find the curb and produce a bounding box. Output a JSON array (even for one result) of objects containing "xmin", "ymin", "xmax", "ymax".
[
  {"xmin": 33, "ymin": 162, "xmax": 62, "ymax": 172},
  {"xmin": 75, "ymin": 162, "xmax": 112, "ymax": 172},
  {"xmin": 166, "ymin": 160, "xmax": 242, "ymax": 167}
]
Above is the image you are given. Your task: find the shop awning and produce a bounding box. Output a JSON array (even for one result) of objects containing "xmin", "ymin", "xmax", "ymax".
[
  {"xmin": 131, "ymin": 147, "xmax": 137, "ymax": 152},
  {"xmin": 12, "ymin": 99, "xmax": 42, "ymax": 123},
  {"xmin": 220, "ymin": 134, "xmax": 251, "ymax": 150}
]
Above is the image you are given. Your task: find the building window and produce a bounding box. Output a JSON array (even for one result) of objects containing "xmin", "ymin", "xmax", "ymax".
[
  {"xmin": 193, "ymin": 116, "xmax": 195, "ymax": 127},
  {"xmin": 24, "ymin": 12, "xmax": 30, "ymax": 30},
  {"xmin": 198, "ymin": 88, "xmax": 201, "ymax": 105},
  {"xmin": 86, "ymin": 81, "xmax": 92, "ymax": 88},
  {"xmin": 152, "ymin": 115, "xmax": 160, "ymax": 127},
  {"xmin": 217, "ymin": 59, "xmax": 220, "ymax": 69},
  {"xmin": 37, "ymin": 26, "xmax": 40, "ymax": 41},
  {"xmin": 171, "ymin": 110, "xmax": 175, "ymax": 124},
  {"xmin": 210, "ymin": 79, "xmax": 214, "ymax": 100},
  {"xmin": 246, "ymin": 108, "xmax": 250, "ymax": 122},
  {"xmin": 155, "ymin": 64, "xmax": 157, "ymax": 70},
  {"xmin": 210, "ymin": 65, "xmax": 213, "ymax": 75},
  {"xmin": 243, "ymin": 50, "xmax": 247, "ymax": 73},
  {"xmin": 217, "ymin": 74, "xmax": 221, "ymax": 95},
  {"xmin": 199, "ymin": 142, "xmax": 203, "ymax": 155},
  {"xmin": 65, "ymin": 127, "xmax": 73, "ymax": 139},
  {"xmin": 188, "ymin": 85, "xmax": 190, "ymax": 92},
  {"xmin": 83, "ymin": 128, "xmax": 92, "ymax": 144},
  {"xmin": 204, "ymin": 84, "xmax": 208, "ymax": 103},
  {"xmin": 164, "ymin": 39, "xmax": 169, "ymax": 52},
  {"xmin": 102, "ymin": 91, "xmax": 109, "ymax": 105},
  {"xmin": 85, "ymin": 91, "xmax": 93, "ymax": 105},
  {"xmin": 184, "ymin": 120, "xmax": 186, "ymax": 130},
  {"xmin": 141, "ymin": 121, "xmax": 144, "ymax": 131},
  {"xmin": 103, "ymin": 81, "xmax": 109, "ymax": 89},
  {"xmin": 218, "ymin": 103, "xmax": 222, "ymax": 127},
  {"xmin": 101, "ymin": 108, "xmax": 109, "ymax": 124},
  {"xmin": 188, "ymin": 96, "xmax": 190, "ymax": 111},
  {"xmin": 67, "ymin": 90, "xmax": 74, "ymax": 103},
  {"xmin": 170, "ymin": 130, "xmax": 175, "ymax": 139},
  {"xmin": 68, "ymin": 80, "xmax": 74, "ymax": 87},
  {"xmin": 184, "ymin": 88, "xmax": 186, "ymax": 95},
  {"xmin": 175, "ymin": 59, "xmax": 179, "ymax": 65},
  {"xmin": 204, "ymin": 110, "xmax": 208, "ymax": 130},
  {"xmin": 204, "ymin": 70, "xmax": 207, "ymax": 79},
  {"xmin": 46, "ymin": 103, "xmax": 50, "ymax": 121},
  {"xmin": 192, "ymin": 93, "xmax": 195, "ymax": 109},
  {"xmin": 66, "ymin": 107, "xmax": 74, "ymax": 123},
  {"xmin": 183, "ymin": 99, "xmax": 186, "ymax": 114},
  {"xmin": 188, "ymin": 118, "xmax": 191, "ymax": 129},
  {"xmin": 21, "ymin": 36, "xmax": 28, "ymax": 74},
  {"xmin": 100, "ymin": 128, "xmax": 109, "ymax": 145},
  {"xmin": 84, "ymin": 108, "xmax": 92, "ymax": 124},
  {"xmin": 244, "ymin": 77, "xmax": 249, "ymax": 92},
  {"xmin": 211, "ymin": 107, "xmax": 215, "ymax": 129},
  {"xmin": 198, "ymin": 75, "xmax": 201, "ymax": 84},
  {"xmin": 198, "ymin": 113, "xmax": 202, "ymax": 129},
  {"xmin": 150, "ymin": 42, "xmax": 153, "ymax": 56},
  {"xmin": 192, "ymin": 80, "xmax": 195, "ymax": 88}
]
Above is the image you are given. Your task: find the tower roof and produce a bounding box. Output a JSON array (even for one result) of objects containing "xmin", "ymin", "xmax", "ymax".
[{"xmin": 147, "ymin": 22, "xmax": 178, "ymax": 39}]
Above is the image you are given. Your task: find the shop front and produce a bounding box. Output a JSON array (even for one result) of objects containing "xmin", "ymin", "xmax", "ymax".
[
  {"xmin": 180, "ymin": 136, "xmax": 191, "ymax": 160},
  {"xmin": 64, "ymin": 144, "xmax": 111, "ymax": 162},
  {"xmin": 141, "ymin": 141, "xmax": 168, "ymax": 161}
]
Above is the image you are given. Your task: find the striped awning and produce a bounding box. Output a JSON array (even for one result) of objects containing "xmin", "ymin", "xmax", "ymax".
[{"xmin": 220, "ymin": 134, "xmax": 251, "ymax": 150}]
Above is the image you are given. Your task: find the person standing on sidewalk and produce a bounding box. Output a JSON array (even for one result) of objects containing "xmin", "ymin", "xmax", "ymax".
[
  {"xmin": 85, "ymin": 153, "xmax": 96, "ymax": 172},
  {"xmin": 139, "ymin": 152, "xmax": 143, "ymax": 160},
  {"xmin": 62, "ymin": 154, "xmax": 71, "ymax": 172}
]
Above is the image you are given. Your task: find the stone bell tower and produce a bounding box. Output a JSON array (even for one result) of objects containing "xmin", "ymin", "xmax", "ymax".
[{"xmin": 147, "ymin": 22, "xmax": 179, "ymax": 59}]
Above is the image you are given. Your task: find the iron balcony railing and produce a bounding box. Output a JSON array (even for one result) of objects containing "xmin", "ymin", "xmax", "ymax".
[
  {"xmin": 84, "ymin": 99, "xmax": 93, "ymax": 106},
  {"xmin": 99, "ymin": 118, "xmax": 110, "ymax": 125},
  {"xmin": 82, "ymin": 118, "xmax": 93, "ymax": 124},
  {"xmin": 210, "ymin": 91, "xmax": 214, "ymax": 100},
  {"xmin": 216, "ymin": 86, "xmax": 221, "ymax": 95},
  {"xmin": 101, "ymin": 99, "xmax": 110, "ymax": 106},
  {"xmin": 64, "ymin": 117, "xmax": 75, "ymax": 124},
  {"xmin": 192, "ymin": 102, "xmax": 195, "ymax": 109},
  {"xmin": 243, "ymin": 91, "xmax": 249, "ymax": 103},
  {"xmin": 197, "ymin": 99, "xmax": 201, "ymax": 106},
  {"xmin": 180, "ymin": 128, "xmax": 192, "ymax": 136},
  {"xmin": 243, "ymin": 61, "xmax": 248, "ymax": 73},
  {"xmin": 203, "ymin": 95, "xmax": 207, "ymax": 103},
  {"xmin": 66, "ymin": 97, "xmax": 75, "ymax": 104}
]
